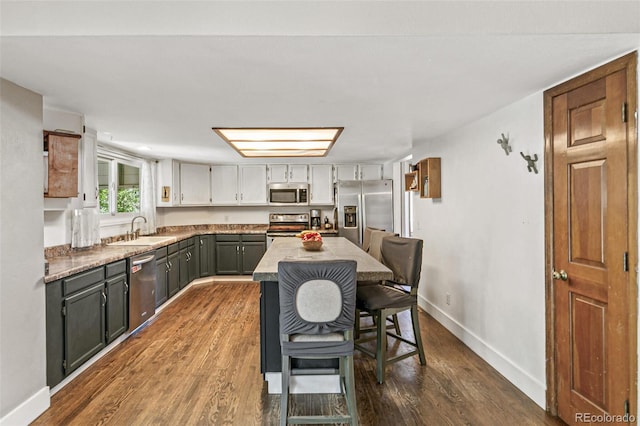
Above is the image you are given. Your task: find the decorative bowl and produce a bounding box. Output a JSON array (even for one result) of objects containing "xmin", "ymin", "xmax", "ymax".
[{"xmin": 302, "ymin": 240, "xmax": 323, "ymax": 251}]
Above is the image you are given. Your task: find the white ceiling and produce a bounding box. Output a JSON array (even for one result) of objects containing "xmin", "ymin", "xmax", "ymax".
[{"xmin": 1, "ymin": 1, "xmax": 639, "ymax": 164}]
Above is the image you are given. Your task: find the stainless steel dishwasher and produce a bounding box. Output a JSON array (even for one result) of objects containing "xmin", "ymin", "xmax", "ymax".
[{"xmin": 128, "ymin": 252, "xmax": 157, "ymax": 331}]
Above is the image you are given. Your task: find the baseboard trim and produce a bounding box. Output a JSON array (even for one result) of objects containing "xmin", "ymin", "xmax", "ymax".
[
  {"xmin": 418, "ymin": 295, "xmax": 546, "ymax": 409},
  {"xmin": 0, "ymin": 386, "xmax": 50, "ymax": 426}
]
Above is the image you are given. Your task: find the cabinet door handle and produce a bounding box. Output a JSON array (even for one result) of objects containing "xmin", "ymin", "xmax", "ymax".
[
  {"xmin": 236, "ymin": 246, "xmax": 239, "ymax": 254},
  {"xmin": 200, "ymin": 239, "xmax": 204, "ymax": 246},
  {"xmin": 166, "ymin": 262, "xmax": 170, "ymax": 272},
  {"xmin": 168, "ymin": 261, "xmax": 173, "ymax": 270},
  {"xmin": 124, "ymin": 282, "xmax": 129, "ymax": 295},
  {"xmin": 242, "ymin": 246, "xmax": 245, "ymax": 254},
  {"xmin": 101, "ymin": 290, "xmax": 107, "ymax": 306}
]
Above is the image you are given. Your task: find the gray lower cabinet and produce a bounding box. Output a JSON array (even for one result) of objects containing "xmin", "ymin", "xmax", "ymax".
[
  {"xmin": 155, "ymin": 247, "xmax": 168, "ymax": 308},
  {"xmin": 46, "ymin": 259, "xmax": 128, "ymax": 388},
  {"xmin": 216, "ymin": 235, "xmax": 241, "ymax": 274},
  {"xmin": 64, "ymin": 281, "xmax": 106, "ymax": 374},
  {"xmin": 167, "ymin": 243, "xmax": 180, "ymax": 297},
  {"xmin": 215, "ymin": 234, "xmax": 266, "ymax": 275},
  {"xmin": 179, "ymin": 238, "xmax": 197, "ymax": 288},
  {"xmin": 198, "ymin": 234, "xmax": 216, "ymax": 277},
  {"xmin": 189, "ymin": 237, "xmax": 198, "ymax": 282},
  {"xmin": 105, "ymin": 262, "xmax": 128, "ymax": 342},
  {"xmin": 241, "ymin": 236, "xmax": 267, "ymax": 274}
]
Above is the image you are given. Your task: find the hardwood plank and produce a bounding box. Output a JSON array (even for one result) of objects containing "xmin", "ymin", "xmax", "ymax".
[{"xmin": 33, "ymin": 282, "xmax": 564, "ymax": 425}]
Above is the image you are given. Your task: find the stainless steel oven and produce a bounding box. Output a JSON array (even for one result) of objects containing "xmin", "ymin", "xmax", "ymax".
[
  {"xmin": 266, "ymin": 213, "xmax": 309, "ymax": 247},
  {"xmin": 268, "ymin": 183, "xmax": 309, "ymax": 206}
]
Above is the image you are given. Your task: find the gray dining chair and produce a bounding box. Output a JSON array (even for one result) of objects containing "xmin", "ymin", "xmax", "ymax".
[
  {"xmin": 354, "ymin": 236, "xmax": 426, "ymax": 384},
  {"xmin": 278, "ymin": 259, "xmax": 359, "ymax": 425}
]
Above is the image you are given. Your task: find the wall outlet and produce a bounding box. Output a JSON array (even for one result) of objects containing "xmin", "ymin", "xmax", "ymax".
[{"xmin": 446, "ymin": 293, "xmax": 451, "ymax": 305}]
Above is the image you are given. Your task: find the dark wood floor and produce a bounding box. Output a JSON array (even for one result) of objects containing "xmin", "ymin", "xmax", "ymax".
[{"xmin": 33, "ymin": 281, "xmax": 564, "ymax": 425}]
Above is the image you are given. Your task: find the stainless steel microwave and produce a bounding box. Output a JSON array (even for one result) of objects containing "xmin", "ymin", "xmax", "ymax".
[{"xmin": 269, "ymin": 183, "xmax": 309, "ymax": 206}]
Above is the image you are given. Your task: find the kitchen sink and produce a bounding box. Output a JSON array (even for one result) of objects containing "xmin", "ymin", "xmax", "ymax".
[{"xmin": 108, "ymin": 236, "xmax": 177, "ymax": 246}]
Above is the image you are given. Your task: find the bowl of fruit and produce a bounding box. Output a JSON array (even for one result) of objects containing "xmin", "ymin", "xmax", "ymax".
[{"xmin": 299, "ymin": 231, "xmax": 323, "ymax": 251}]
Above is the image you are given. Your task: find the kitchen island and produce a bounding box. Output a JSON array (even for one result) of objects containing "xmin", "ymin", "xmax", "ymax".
[{"xmin": 253, "ymin": 237, "xmax": 392, "ymax": 393}]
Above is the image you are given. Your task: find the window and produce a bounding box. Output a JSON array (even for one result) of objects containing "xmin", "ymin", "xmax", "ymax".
[{"xmin": 98, "ymin": 156, "xmax": 141, "ymax": 215}]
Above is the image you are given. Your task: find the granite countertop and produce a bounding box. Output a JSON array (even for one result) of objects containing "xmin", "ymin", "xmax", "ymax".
[
  {"xmin": 45, "ymin": 224, "xmax": 268, "ymax": 283},
  {"xmin": 252, "ymin": 236, "xmax": 392, "ymax": 282}
]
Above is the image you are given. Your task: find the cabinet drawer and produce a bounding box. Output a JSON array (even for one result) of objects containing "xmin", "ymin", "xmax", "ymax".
[
  {"xmin": 63, "ymin": 267, "xmax": 105, "ymax": 296},
  {"xmin": 242, "ymin": 234, "xmax": 266, "ymax": 242},
  {"xmin": 105, "ymin": 260, "xmax": 126, "ymax": 278},
  {"xmin": 155, "ymin": 246, "xmax": 168, "ymax": 259},
  {"xmin": 179, "ymin": 239, "xmax": 190, "ymax": 249},
  {"xmin": 216, "ymin": 234, "xmax": 240, "ymax": 242},
  {"xmin": 167, "ymin": 242, "xmax": 179, "ymax": 255}
]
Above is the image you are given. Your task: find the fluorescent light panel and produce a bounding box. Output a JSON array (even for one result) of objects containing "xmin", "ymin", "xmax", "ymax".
[{"xmin": 213, "ymin": 127, "xmax": 343, "ymax": 158}]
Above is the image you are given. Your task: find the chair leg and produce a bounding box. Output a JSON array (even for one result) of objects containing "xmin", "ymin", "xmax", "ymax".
[
  {"xmin": 344, "ymin": 355, "xmax": 359, "ymax": 426},
  {"xmin": 391, "ymin": 314, "xmax": 401, "ymax": 335},
  {"xmin": 376, "ymin": 310, "xmax": 387, "ymax": 384},
  {"xmin": 280, "ymin": 354, "xmax": 290, "ymax": 426},
  {"xmin": 410, "ymin": 305, "xmax": 426, "ymax": 365},
  {"xmin": 355, "ymin": 309, "xmax": 361, "ymax": 339},
  {"xmin": 339, "ymin": 356, "xmax": 346, "ymax": 393}
]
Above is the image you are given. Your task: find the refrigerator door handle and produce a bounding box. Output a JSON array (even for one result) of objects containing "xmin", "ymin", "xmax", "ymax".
[{"xmin": 359, "ymin": 189, "xmax": 365, "ymax": 246}]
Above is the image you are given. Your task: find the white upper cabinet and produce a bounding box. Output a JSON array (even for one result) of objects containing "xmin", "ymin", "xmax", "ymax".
[
  {"xmin": 211, "ymin": 165, "xmax": 239, "ymax": 205},
  {"xmin": 309, "ymin": 164, "xmax": 334, "ymax": 205},
  {"xmin": 81, "ymin": 127, "xmax": 98, "ymax": 208},
  {"xmin": 156, "ymin": 159, "xmax": 181, "ymax": 206},
  {"xmin": 334, "ymin": 164, "xmax": 383, "ymax": 181},
  {"xmin": 180, "ymin": 163, "xmax": 211, "ymax": 205},
  {"xmin": 267, "ymin": 164, "xmax": 308, "ymax": 183},
  {"xmin": 358, "ymin": 164, "xmax": 384, "ymax": 180},
  {"xmin": 334, "ymin": 164, "xmax": 359, "ymax": 181},
  {"xmin": 239, "ymin": 164, "xmax": 267, "ymax": 205},
  {"xmin": 288, "ymin": 164, "xmax": 309, "ymax": 183}
]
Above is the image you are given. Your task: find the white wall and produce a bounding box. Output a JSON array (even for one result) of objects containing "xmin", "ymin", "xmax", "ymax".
[
  {"xmin": 0, "ymin": 79, "xmax": 50, "ymax": 424},
  {"xmin": 411, "ymin": 92, "xmax": 547, "ymax": 407}
]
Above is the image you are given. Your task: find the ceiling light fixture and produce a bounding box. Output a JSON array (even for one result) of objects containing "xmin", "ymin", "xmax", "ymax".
[{"xmin": 212, "ymin": 127, "xmax": 343, "ymax": 158}]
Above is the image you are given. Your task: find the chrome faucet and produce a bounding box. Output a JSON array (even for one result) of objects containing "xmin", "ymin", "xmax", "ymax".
[{"xmin": 130, "ymin": 215, "xmax": 147, "ymax": 239}]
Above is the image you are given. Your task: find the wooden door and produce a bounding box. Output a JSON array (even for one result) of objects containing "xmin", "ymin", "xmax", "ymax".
[{"xmin": 545, "ymin": 52, "xmax": 637, "ymax": 424}]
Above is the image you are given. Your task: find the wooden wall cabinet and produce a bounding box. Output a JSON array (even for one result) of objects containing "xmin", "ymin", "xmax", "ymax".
[
  {"xmin": 405, "ymin": 157, "xmax": 441, "ymax": 198},
  {"xmin": 44, "ymin": 130, "xmax": 81, "ymax": 198},
  {"xmin": 418, "ymin": 158, "xmax": 441, "ymax": 198},
  {"xmin": 404, "ymin": 171, "xmax": 419, "ymax": 192}
]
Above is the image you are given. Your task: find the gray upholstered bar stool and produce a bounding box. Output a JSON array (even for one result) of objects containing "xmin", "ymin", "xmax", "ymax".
[
  {"xmin": 356, "ymin": 229, "xmax": 401, "ymax": 339},
  {"xmin": 278, "ymin": 260, "xmax": 359, "ymax": 426},
  {"xmin": 354, "ymin": 236, "xmax": 426, "ymax": 384}
]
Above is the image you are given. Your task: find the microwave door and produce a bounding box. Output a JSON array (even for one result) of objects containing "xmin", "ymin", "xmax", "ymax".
[{"xmin": 270, "ymin": 189, "xmax": 296, "ymax": 204}]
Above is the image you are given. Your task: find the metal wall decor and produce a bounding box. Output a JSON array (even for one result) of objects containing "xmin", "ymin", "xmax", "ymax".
[
  {"xmin": 497, "ymin": 133, "xmax": 512, "ymax": 155},
  {"xmin": 520, "ymin": 152, "xmax": 539, "ymax": 174}
]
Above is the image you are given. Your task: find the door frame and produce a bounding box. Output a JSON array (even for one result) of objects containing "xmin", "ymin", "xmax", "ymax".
[{"xmin": 544, "ymin": 51, "xmax": 638, "ymax": 416}]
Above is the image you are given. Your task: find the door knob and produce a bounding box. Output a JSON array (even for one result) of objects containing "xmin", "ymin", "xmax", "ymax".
[{"xmin": 552, "ymin": 270, "xmax": 568, "ymax": 281}]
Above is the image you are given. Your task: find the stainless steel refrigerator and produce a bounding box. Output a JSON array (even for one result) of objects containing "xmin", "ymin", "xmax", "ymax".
[{"xmin": 336, "ymin": 180, "xmax": 393, "ymax": 246}]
